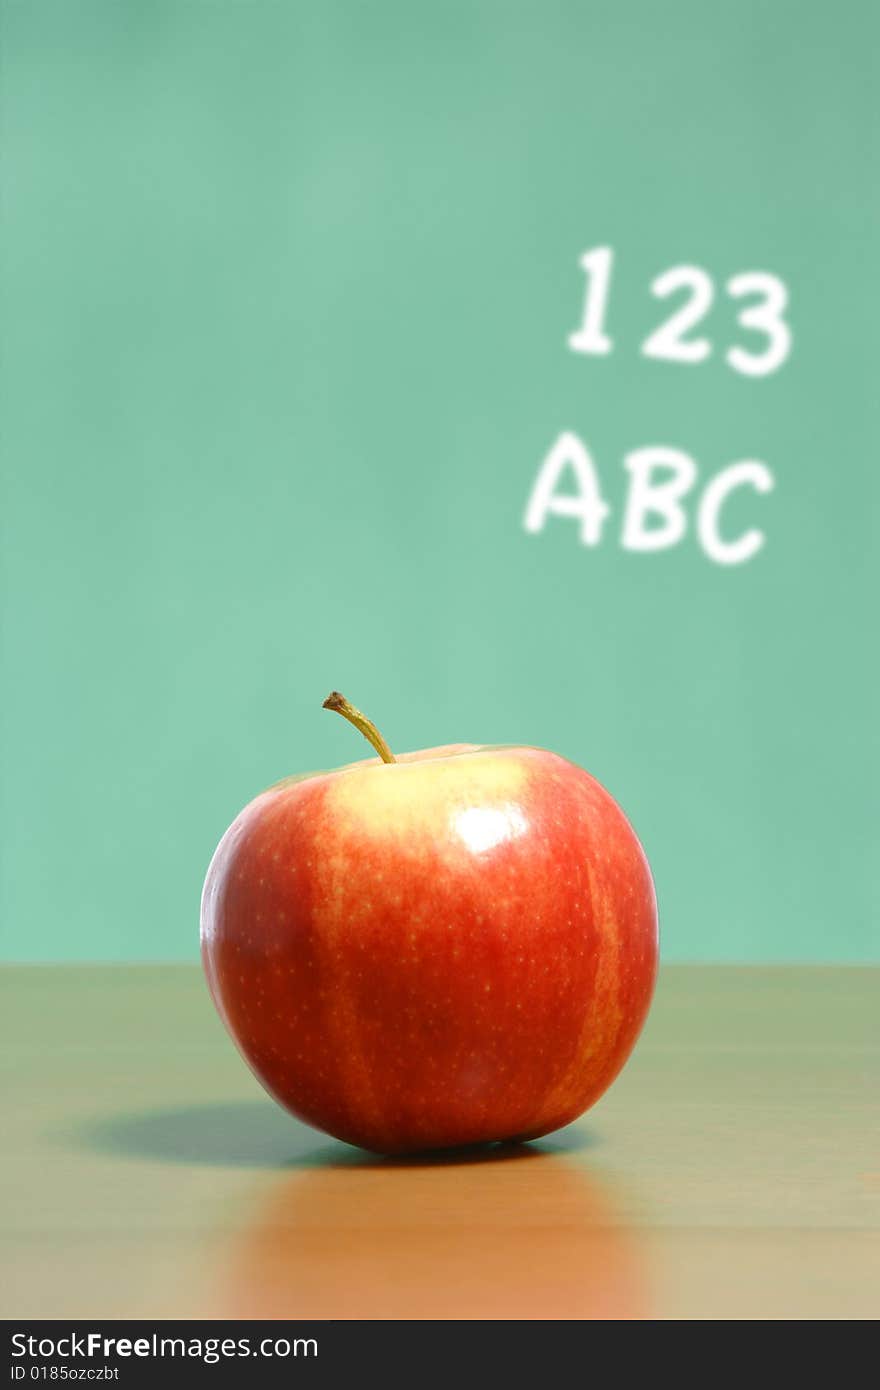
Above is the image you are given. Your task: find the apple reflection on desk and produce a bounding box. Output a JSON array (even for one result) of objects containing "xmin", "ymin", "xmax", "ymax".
[{"xmin": 203, "ymin": 1143, "xmax": 649, "ymax": 1320}]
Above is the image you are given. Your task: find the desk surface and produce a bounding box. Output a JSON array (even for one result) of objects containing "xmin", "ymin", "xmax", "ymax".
[{"xmin": 2, "ymin": 964, "xmax": 876, "ymax": 1320}]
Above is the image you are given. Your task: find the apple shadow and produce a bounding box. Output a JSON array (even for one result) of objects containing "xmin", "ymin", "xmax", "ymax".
[{"xmin": 79, "ymin": 1100, "xmax": 597, "ymax": 1171}]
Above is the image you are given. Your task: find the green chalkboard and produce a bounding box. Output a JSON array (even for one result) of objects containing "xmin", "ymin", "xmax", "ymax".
[{"xmin": 2, "ymin": 1, "xmax": 877, "ymax": 961}]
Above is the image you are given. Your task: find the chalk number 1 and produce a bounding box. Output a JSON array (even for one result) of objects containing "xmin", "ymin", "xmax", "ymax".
[
  {"xmin": 569, "ymin": 246, "xmax": 792, "ymax": 377},
  {"xmin": 567, "ymin": 246, "xmax": 615, "ymax": 356}
]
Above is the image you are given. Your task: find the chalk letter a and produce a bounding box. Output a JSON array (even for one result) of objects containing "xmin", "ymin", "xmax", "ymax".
[{"xmin": 523, "ymin": 432, "xmax": 610, "ymax": 546}]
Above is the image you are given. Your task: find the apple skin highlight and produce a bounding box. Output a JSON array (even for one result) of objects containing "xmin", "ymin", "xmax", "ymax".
[{"xmin": 201, "ymin": 736, "xmax": 658, "ymax": 1155}]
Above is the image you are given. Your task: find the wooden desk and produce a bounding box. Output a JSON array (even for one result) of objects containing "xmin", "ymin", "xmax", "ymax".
[{"xmin": 2, "ymin": 965, "xmax": 876, "ymax": 1320}]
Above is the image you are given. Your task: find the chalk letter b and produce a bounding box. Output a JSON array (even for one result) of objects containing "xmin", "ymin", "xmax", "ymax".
[{"xmin": 621, "ymin": 446, "xmax": 697, "ymax": 552}]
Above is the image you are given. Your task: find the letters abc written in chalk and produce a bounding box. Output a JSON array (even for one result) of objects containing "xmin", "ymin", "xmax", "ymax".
[{"xmin": 524, "ymin": 432, "xmax": 774, "ymax": 568}]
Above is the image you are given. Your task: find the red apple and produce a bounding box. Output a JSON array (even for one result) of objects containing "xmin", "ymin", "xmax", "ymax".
[{"xmin": 201, "ymin": 693, "xmax": 658, "ymax": 1154}]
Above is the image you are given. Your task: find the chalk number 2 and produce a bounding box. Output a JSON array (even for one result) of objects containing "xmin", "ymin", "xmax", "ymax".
[{"xmin": 568, "ymin": 247, "xmax": 792, "ymax": 377}]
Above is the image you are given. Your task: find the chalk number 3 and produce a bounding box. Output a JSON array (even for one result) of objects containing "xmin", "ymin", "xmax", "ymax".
[
  {"xmin": 724, "ymin": 271, "xmax": 791, "ymax": 377},
  {"xmin": 569, "ymin": 248, "xmax": 792, "ymax": 377}
]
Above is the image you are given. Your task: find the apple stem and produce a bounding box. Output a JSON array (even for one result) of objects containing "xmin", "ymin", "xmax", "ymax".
[{"xmin": 322, "ymin": 691, "xmax": 397, "ymax": 764}]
